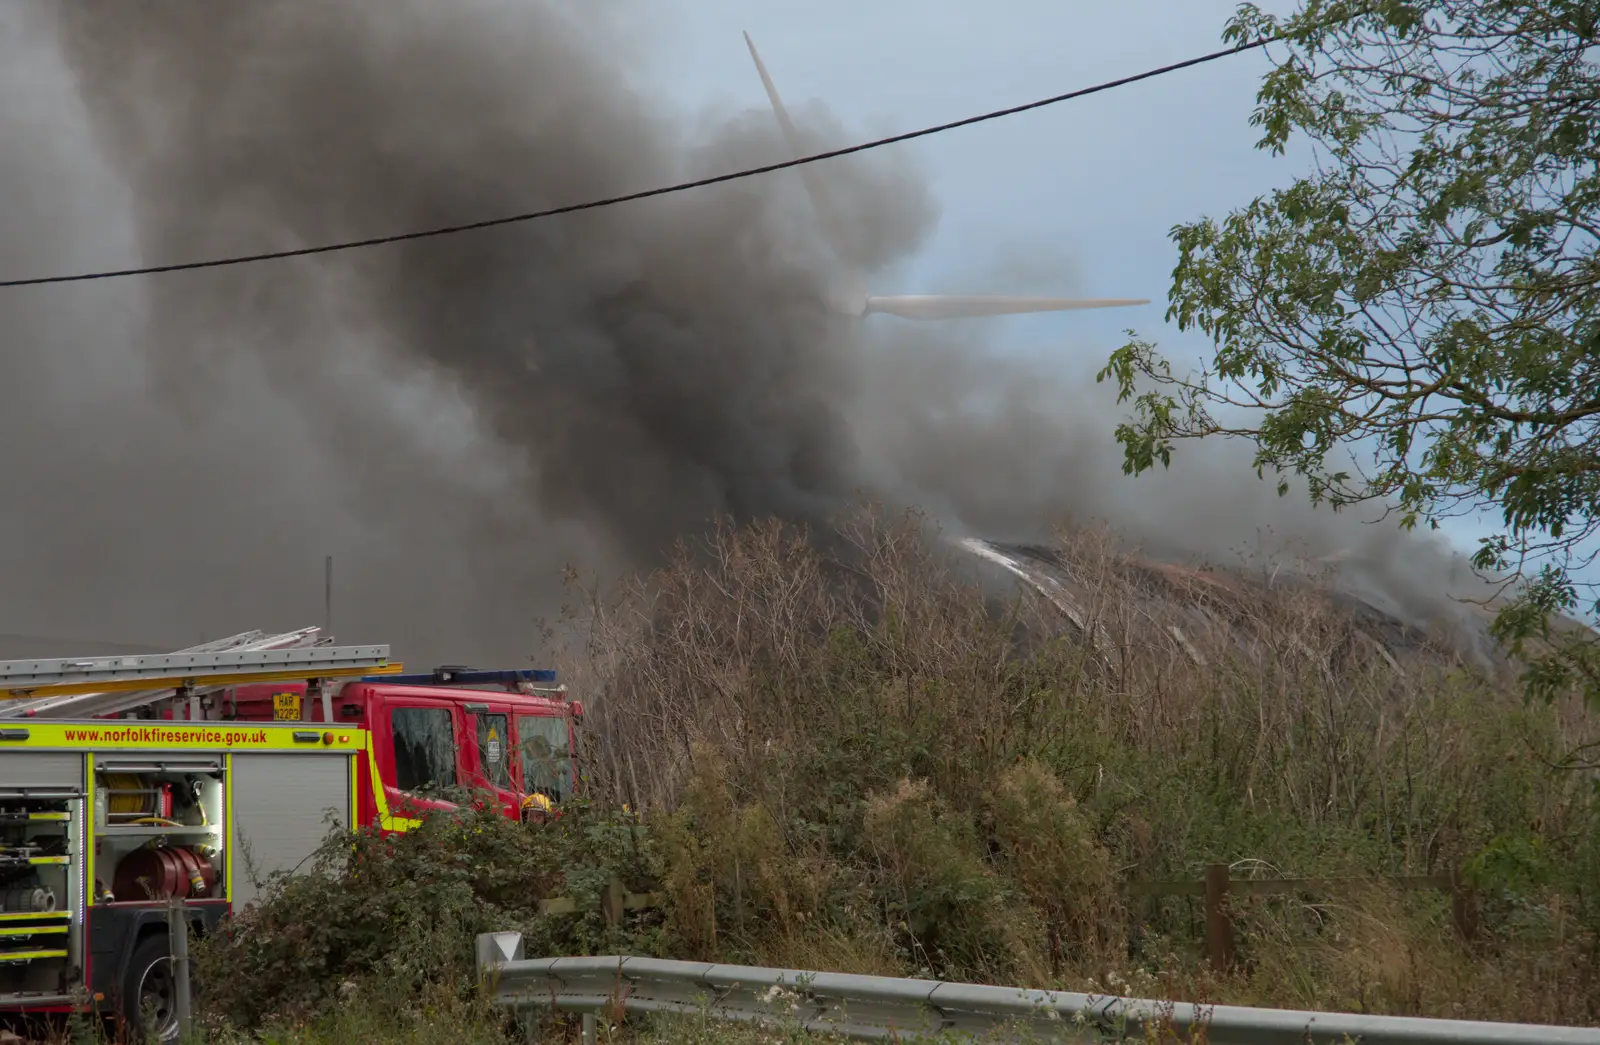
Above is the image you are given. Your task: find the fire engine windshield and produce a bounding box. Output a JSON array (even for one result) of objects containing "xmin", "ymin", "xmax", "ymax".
[{"xmin": 517, "ymin": 714, "xmax": 570, "ymax": 803}]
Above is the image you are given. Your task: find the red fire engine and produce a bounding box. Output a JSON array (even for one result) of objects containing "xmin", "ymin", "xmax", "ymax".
[
  {"xmin": 168, "ymin": 665, "xmax": 582, "ymax": 830},
  {"xmin": 0, "ymin": 639, "xmax": 582, "ymax": 1043}
]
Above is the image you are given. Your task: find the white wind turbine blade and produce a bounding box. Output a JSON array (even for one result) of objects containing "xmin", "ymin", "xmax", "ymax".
[
  {"xmin": 865, "ymin": 295, "xmax": 1149, "ymax": 320},
  {"xmin": 744, "ymin": 32, "xmax": 1149, "ymax": 324},
  {"xmin": 743, "ymin": 31, "xmax": 866, "ymax": 306}
]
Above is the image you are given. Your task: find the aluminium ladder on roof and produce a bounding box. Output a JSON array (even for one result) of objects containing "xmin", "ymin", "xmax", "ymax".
[
  {"xmin": 0, "ymin": 627, "xmax": 329, "ymax": 719},
  {"xmin": 0, "ymin": 644, "xmax": 392, "ymax": 688},
  {"xmin": 0, "ymin": 636, "xmax": 399, "ymax": 720}
]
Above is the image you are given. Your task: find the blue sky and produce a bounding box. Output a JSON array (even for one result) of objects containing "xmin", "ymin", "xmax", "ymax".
[
  {"xmin": 641, "ymin": 0, "xmax": 1296, "ymax": 366},
  {"xmin": 3, "ymin": 1, "xmax": 1583, "ymax": 658},
  {"xmin": 627, "ymin": 0, "xmax": 1592, "ymax": 597}
]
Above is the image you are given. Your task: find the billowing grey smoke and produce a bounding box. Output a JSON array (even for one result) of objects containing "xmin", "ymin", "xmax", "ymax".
[{"xmin": 0, "ymin": 0, "xmax": 1492, "ymax": 667}]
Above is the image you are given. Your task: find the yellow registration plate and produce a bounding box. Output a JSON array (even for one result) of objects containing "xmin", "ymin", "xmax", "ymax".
[{"xmin": 272, "ymin": 691, "xmax": 302, "ymax": 721}]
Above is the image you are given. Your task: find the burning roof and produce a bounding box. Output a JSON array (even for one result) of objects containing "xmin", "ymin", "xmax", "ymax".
[{"xmin": 955, "ymin": 537, "xmax": 1548, "ymax": 676}]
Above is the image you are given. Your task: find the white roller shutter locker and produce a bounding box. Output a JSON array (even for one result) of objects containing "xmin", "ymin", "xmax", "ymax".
[
  {"xmin": 0, "ymin": 751, "xmax": 82, "ymax": 790},
  {"xmin": 229, "ymin": 753, "xmax": 351, "ymax": 908}
]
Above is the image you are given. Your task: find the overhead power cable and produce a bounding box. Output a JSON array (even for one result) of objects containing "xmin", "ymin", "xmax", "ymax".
[{"xmin": 0, "ymin": 37, "xmax": 1269, "ymax": 288}]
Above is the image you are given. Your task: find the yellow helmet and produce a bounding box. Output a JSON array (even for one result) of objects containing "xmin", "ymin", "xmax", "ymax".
[{"xmin": 521, "ymin": 792, "xmax": 554, "ymax": 813}]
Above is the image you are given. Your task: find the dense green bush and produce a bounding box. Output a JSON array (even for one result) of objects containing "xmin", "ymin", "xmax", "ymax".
[{"xmin": 193, "ymin": 798, "xmax": 661, "ymax": 1032}]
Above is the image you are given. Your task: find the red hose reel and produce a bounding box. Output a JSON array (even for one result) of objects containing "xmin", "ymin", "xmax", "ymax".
[{"xmin": 111, "ymin": 845, "xmax": 217, "ymax": 902}]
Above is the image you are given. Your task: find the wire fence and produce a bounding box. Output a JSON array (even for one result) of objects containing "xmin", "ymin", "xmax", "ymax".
[
  {"xmin": 1127, "ymin": 863, "xmax": 1478, "ymax": 971},
  {"xmin": 543, "ymin": 867, "xmax": 1479, "ymax": 974}
]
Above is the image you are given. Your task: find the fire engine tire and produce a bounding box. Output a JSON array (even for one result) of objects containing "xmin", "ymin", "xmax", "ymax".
[{"xmin": 121, "ymin": 934, "xmax": 181, "ymax": 1045}]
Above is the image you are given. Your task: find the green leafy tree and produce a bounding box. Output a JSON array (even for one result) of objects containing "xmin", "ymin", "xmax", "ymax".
[{"xmin": 1100, "ymin": 0, "xmax": 1600, "ymax": 715}]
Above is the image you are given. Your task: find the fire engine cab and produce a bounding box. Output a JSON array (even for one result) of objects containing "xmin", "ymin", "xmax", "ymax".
[{"xmin": 0, "ymin": 632, "xmax": 582, "ymax": 1042}]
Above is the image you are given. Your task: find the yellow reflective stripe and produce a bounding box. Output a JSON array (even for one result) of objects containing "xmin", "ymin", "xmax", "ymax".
[
  {"xmin": 84, "ymin": 753, "xmax": 95, "ymax": 909},
  {"xmin": 363, "ymin": 735, "xmax": 419, "ymax": 833},
  {"xmin": 0, "ymin": 949, "xmax": 68, "ymax": 961},
  {"xmin": 0, "ymin": 723, "xmax": 365, "ymax": 752},
  {"xmin": 224, "ymin": 753, "xmax": 235, "ymax": 903}
]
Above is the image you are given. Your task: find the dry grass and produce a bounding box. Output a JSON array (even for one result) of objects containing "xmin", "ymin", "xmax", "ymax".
[
  {"xmin": 101, "ymin": 506, "xmax": 1594, "ymax": 1042},
  {"xmin": 556, "ymin": 505, "xmax": 1600, "ymax": 1024}
]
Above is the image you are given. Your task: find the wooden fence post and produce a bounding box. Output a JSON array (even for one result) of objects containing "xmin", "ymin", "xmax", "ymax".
[
  {"xmin": 1449, "ymin": 865, "xmax": 1479, "ymax": 942},
  {"xmin": 601, "ymin": 878, "xmax": 626, "ymax": 927},
  {"xmin": 1203, "ymin": 863, "xmax": 1235, "ymax": 972}
]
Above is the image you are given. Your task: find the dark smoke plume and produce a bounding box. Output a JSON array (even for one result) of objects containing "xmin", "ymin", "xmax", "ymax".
[{"xmin": 0, "ymin": 0, "xmax": 1492, "ymax": 667}]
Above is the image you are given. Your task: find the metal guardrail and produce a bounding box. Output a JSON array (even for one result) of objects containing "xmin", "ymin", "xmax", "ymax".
[{"xmin": 476, "ymin": 938, "xmax": 1600, "ymax": 1045}]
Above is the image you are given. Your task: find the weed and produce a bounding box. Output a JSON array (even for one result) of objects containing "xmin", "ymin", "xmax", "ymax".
[
  {"xmin": 564, "ymin": 507, "xmax": 1600, "ymax": 1022},
  {"xmin": 155, "ymin": 508, "xmax": 1600, "ymax": 1037}
]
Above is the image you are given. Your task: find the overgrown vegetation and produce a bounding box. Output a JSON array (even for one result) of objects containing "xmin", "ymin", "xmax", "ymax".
[
  {"xmin": 174, "ymin": 510, "xmax": 1598, "ymax": 1042},
  {"xmin": 190, "ymin": 798, "xmax": 657, "ymax": 1036},
  {"xmin": 576, "ymin": 509, "xmax": 1600, "ymax": 1019}
]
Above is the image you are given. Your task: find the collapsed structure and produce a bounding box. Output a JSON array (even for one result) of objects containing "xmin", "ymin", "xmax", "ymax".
[{"xmin": 956, "ymin": 537, "xmax": 1537, "ymax": 677}]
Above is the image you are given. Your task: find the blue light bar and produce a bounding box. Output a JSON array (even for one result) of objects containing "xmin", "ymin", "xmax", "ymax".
[{"xmin": 359, "ymin": 668, "xmax": 558, "ymax": 686}]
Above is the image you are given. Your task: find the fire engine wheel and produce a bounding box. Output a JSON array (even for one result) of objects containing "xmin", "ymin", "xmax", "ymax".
[{"xmin": 122, "ymin": 934, "xmax": 181, "ymax": 1045}]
